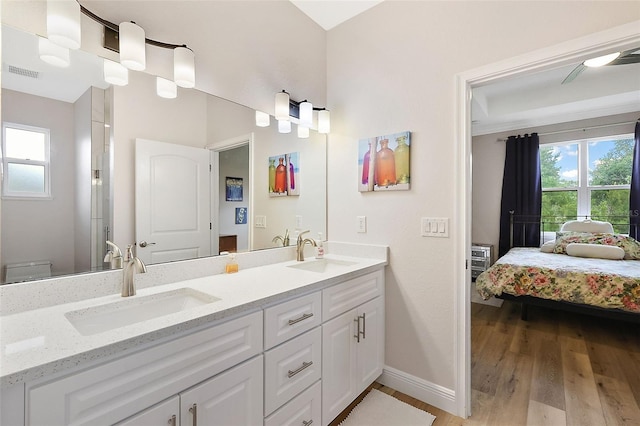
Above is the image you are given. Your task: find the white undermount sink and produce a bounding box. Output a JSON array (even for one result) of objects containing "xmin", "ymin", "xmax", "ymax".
[
  {"xmin": 65, "ymin": 288, "xmax": 220, "ymax": 336},
  {"xmin": 287, "ymin": 258, "xmax": 357, "ymax": 273}
]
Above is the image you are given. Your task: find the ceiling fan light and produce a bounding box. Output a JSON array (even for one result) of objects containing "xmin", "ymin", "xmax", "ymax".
[
  {"xmin": 103, "ymin": 59, "xmax": 129, "ymax": 86},
  {"xmin": 38, "ymin": 36, "xmax": 70, "ymax": 67},
  {"xmin": 275, "ymin": 91, "xmax": 290, "ymax": 121},
  {"xmin": 47, "ymin": 0, "xmax": 81, "ymax": 50},
  {"xmin": 157, "ymin": 77, "xmax": 177, "ymax": 99},
  {"xmin": 299, "ymin": 101, "xmax": 313, "ymax": 128},
  {"xmin": 317, "ymin": 109, "xmax": 331, "ymax": 134},
  {"xmin": 119, "ymin": 21, "xmax": 146, "ymax": 71},
  {"xmin": 255, "ymin": 111, "xmax": 270, "ymax": 127},
  {"xmin": 583, "ymin": 52, "xmax": 620, "ymax": 67},
  {"xmin": 278, "ymin": 119, "xmax": 291, "ymax": 134},
  {"xmin": 174, "ymin": 46, "xmax": 195, "ymax": 88},
  {"xmin": 297, "ymin": 125, "xmax": 309, "ymax": 139}
]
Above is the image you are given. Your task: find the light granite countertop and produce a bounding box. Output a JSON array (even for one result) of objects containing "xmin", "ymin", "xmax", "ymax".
[{"xmin": 0, "ymin": 251, "xmax": 387, "ymax": 388}]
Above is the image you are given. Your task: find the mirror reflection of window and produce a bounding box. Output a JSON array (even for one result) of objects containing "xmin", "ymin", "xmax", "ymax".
[{"xmin": 2, "ymin": 122, "xmax": 51, "ymax": 198}]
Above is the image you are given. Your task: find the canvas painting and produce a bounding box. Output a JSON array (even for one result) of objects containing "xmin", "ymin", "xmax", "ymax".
[
  {"xmin": 225, "ymin": 177, "xmax": 243, "ymax": 201},
  {"xmin": 235, "ymin": 207, "xmax": 247, "ymax": 224},
  {"xmin": 286, "ymin": 152, "xmax": 300, "ymax": 196},
  {"xmin": 358, "ymin": 131, "xmax": 410, "ymax": 192},
  {"xmin": 268, "ymin": 154, "xmax": 288, "ymax": 197}
]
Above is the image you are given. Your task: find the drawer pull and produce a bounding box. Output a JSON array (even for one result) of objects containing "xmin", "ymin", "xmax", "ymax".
[
  {"xmin": 288, "ymin": 361, "xmax": 313, "ymax": 378},
  {"xmin": 288, "ymin": 312, "xmax": 314, "ymax": 325},
  {"xmin": 354, "ymin": 317, "xmax": 361, "ymax": 342},
  {"xmin": 302, "ymin": 420, "xmax": 313, "ymax": 426},
  {"xmin": 360, "ymin": 312, "xmax": 366, "ymax": 339},
  {"xmin": 168, "ymin": 414, "xmax": 176, "ymax": 426},
  {"xmin": 189, "ymin": 403, "xmax": 198, "ymax": 426}
]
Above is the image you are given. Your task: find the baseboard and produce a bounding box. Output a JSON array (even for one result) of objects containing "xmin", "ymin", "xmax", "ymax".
[{"xmin": 378, "ymin": 365, "xmax": 457, "ymax": 415}]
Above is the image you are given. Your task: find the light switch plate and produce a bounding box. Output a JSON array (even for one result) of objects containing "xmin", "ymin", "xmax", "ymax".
[
  {"xmin": 255, "ymin": 215, "xmax": 267, "ymax": 228},
  {"xmin": 295, "ymin": 215, "xmax": 303, "ymax": 229},
  {"xmin": 421, "ymin": 217, "xmax": 449, "ymax": 238},
  {"xmin": 357, "ymin": 216, "xmax": 367, "ymax": 233}
]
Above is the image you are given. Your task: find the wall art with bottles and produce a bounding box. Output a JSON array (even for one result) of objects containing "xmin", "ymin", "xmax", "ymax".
[
  {"xmin": 268, "ymin": 152, "xmax": 300, "ymax": 197},
  {"xmin": 358, "ymin": 131, "xmax": 410, "ymax": 192}
]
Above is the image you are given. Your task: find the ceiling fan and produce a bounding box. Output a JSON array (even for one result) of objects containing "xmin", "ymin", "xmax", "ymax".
[{"xmin": 561, "ymin": 48, "xmax": 640, "ymax": 84}]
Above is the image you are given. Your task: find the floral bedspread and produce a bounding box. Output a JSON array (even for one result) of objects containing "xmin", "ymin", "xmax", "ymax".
[{"xmin": 475, "ymin": 248, "xmax": 640, "ymax": 313}]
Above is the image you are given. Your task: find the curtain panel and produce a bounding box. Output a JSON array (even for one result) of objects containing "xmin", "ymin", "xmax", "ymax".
[{"xmin": 630, "ymin": 120, "xmax": 640, "ymax": 240}]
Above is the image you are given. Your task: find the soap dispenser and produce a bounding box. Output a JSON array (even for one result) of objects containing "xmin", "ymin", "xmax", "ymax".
[
  {"xmin": 226, "ymin": 253, "xmax": 239, "ymax": 274},
  {"xmin": 315, "ymin": 232, "xmax": 325, "ymax": 259}
]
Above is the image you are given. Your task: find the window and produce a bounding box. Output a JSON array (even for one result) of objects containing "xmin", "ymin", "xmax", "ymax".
[
  {"xmin": 540, "ymin": 134, "xmax": 633, "ymax": 233},
  {"xmin": 1, "ymin": 123, "xmax": 51, "ymax": 199}
]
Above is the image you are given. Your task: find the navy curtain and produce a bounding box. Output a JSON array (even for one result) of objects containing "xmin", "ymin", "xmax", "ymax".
[
  {"xmin": 498, "ymin": 133, "xmax": 542, "ymax": 257},
  {"xmin": 630, "ymin": 120, "xmax": 640, "ymax": 239}
]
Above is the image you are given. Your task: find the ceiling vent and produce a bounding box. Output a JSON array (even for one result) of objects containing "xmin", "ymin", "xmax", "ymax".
[{"xmin": 8, "ymin": 65, "xmax": 39, "ymax": 79}]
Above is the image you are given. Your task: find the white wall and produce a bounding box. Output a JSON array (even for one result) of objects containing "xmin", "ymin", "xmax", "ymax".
[
  {"xmin": 1, "ymin": 90, "xmax": 76, "ymax": 277},
  {"xmin": 326, "ymin": 0, "xmax": 639, "ymax": 404},
  {"xmin": 73, "ymin": 88, "xmax": 92, "ymax": 273},
  {"xmin": 219, "ymin": 145, "xmax": 250, "ymax": 252}
]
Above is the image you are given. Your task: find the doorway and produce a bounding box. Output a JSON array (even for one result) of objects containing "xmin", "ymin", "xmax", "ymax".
[{"xmin": 454, "ymin": 22, "xmax": 640, "ymax": 418}]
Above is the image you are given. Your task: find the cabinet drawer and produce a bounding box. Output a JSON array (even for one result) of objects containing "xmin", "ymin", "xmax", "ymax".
[
  {"xmin": 27, "ymin": 311, "xmax": 263, "ymax": 426},
  {"xmin": 264, "ymin": 327, "xmax": 322, "ymax": 416},
  {"xmin": 323, "ymin": 270, "xmax": 383, "ymax": 321},
  {"xmin": 471, "ymin": 259, "xmax": 489, "ymax": 268},
  {"xmin": 264, "ymin": 380, "xmax": 321, "ymax": 426},
  {"xmin": 265, "ymin": 291, "xmax": 322, "ymax": 349},
  {"xmin": 116, "ymin": 396, "xmax": 179, "ymax": 426}
]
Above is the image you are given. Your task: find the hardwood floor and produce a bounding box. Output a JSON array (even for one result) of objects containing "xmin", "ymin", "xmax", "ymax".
[{"xmin": 330, "ymin": 301, "xmax": 640, "ymax": 425}]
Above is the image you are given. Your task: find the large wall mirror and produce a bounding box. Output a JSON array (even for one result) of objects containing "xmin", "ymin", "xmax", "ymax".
[{"xmin": 1, "ymin": 24, "xmax": 327, "ymax": 285}]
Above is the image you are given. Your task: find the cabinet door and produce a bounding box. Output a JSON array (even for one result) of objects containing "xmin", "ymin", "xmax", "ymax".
[
  {"xmin": 180, "ymin": 355, "xmax": 263, "ymax": 426},
  {"xmin": 264, "ymin": 380, "xmax": 321, "ymax": 426},
  {"xmin": 356, "ymin": 296, "xmax": 384, "ymax": 394},
  {"xmin": 116, "ymin": 396, "xmax": 180, "ymax": 426},
  {"xmin": 321, "ymin": 309, "xmax": 357, "ymax": 426}
]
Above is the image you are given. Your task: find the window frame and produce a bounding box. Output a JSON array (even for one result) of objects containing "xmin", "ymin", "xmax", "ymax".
[
  {"xmin": 541, "ymin": 133, "xmax": 633, "ymax": 218},
  {"xmin": 1, "ymin": 122, "xmax": 52, "ymax": 200}
]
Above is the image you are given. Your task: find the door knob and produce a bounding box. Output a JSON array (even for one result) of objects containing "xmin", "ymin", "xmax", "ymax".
[{"xmin": 139, "ymin": 241, "xmax": 156, "ymax": 248}]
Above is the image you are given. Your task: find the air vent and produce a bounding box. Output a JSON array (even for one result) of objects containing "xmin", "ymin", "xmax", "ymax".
[{"xmin": 8, "ymin": 65, "xmax": 39, "ymax": 79}]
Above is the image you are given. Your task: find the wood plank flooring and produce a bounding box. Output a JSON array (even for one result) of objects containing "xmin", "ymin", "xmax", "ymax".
[{"xmin": 330, "ymin": 301, "xmax": 640, "ymax": 425}]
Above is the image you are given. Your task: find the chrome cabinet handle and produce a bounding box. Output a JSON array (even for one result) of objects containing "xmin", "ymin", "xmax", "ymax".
[
  {"xmin": 360, "ymin": 312, "xmax": 366, "ymax": 339},
  {"xmin": 288, "ymin": 312, "xmax": 314, "ymax": 325},
  {"xmin": 168, "ymin": 414, "xmax": 176, "ymax": 426},
  {"xmin": 138, "ymin": 241, "xmax": 156, "ymax": 248},
  {"xmin": 302, "ymin": 420, "xmax": 313, "ymax": 426},
  {"xmin": 288, "ymin": 361, "xmax": 313, "ymax": 378},
  {"xmin": 189, "ymin": 403, "xmax": 197, "ymax": 426},
  {"xmin": 354, "ymin": 317, "xmax": 361, "ymax": 342}
]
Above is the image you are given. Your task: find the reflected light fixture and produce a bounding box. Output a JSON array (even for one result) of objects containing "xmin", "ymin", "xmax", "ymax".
[
  {"xmin": 38, "ymin": 37, "xmax": 70, "ymax": 67},
  {"xmin": 119, "ymin": 21, "xmax": 146, "ymax": 71},
  {"xmin": 103, "ymin": 59, "xmax": 129, "ymax": 86},
  {"xmin": 317, "ymin": 109, "xmax": 331, "ymax": 134},
  {"xmin": 275, "ymin": 91, "xmax": 291, "ymax": 121},
  {"xmin": 157, "ymin": 77, "xmax": 177, "ymax": 99},
  {"xmin": 299, "ymin": 101, "xmax": 313, "ymax": 128},
  {"xmin": 278, "ymin": 120, "xmax": 292, "ymax": 134},
  {"xmin": 174, "ymin": 46, "xmax": 195, "ymax": 88},
  {"xmin": 47, "ymin": 0, "xmax": 81, "ymax": 50},
  {"xmin": 297, "ymin": 125, "xmax": 309, "ymax": 139},
  {"xmin": 255, "ymin": 111, "xmax": 271, "ymax": 127},
  {"xmin": 583, "ymin": 52, "xmax": 621, "ymax": 67}
]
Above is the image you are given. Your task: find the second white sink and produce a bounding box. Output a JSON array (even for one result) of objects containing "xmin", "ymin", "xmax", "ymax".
[
  {"xmin": 65, "ymin": 288, "xmax": 220, "ymax": 336},
  {"xmin": 287, "ymin": 258, "xmax": 357, "ymax": 273}
]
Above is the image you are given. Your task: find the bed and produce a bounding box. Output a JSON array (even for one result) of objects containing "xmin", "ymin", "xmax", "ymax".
[{"xmin": 475, "ymin": 216, "xmax": 640, "ymax": 323}]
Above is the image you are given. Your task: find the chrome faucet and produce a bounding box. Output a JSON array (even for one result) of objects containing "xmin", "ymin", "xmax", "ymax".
[
  {"xmin": 104, "ymin": 240, "xmax": 123, "ymax": 269},
  {"xmin": 296, "ymin": 230, "xmax": 317, "ymax": 261},
  {"xmin": 272, "ymin": 229, "xmax": 290, "ymax": 247},
  {"xmin": 122, "ymin": 245, "xmax": 147, "ymax": 297}
]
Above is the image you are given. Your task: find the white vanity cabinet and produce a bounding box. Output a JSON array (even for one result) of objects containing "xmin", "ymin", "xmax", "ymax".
[
  {"xmin": 26, "ymin": 311, "xmax": 263, "ymax": 426},
  {"xmin": 321, "ymin": 270, "xmax": 385, "ymax": 426}
]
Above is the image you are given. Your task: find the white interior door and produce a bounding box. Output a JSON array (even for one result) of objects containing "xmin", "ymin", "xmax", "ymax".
[{"xmin": 135, "ymin": 138, "xmax": 210, "ymax": 265}]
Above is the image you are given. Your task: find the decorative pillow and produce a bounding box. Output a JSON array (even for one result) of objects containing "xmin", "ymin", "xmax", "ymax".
[
  {"xmin": 560, "ymin": 220, "xmax": 614, "ymax": 234},
  {"xmin": 553, "ymin": 232, "xmax": 640, "ymax": 260},
  {"xmin": 540, "ymin": 240, "xmax": 555, "ymax": 253},
  {"xmin": 565, "ymin": 243, "xmax": 625, "ymax": 260}
]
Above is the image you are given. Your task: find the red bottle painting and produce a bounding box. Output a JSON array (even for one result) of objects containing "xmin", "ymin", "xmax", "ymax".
[
  {"xmin": 274, "ymin": 157, "xmax": 287, "ymax": 193},
  {"xmin": 375, "ymin": 138, "xmax": 396, "ymax": 187}
]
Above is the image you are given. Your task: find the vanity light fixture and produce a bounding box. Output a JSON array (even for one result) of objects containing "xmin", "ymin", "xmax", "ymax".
[
  {"xmin": 157, "ymin": 77, "xmax": 178, "ymax": 99},
  {"xmin": 272, "ymin": 90, "xmax": 331, "ymax": 135},
  {"xmin": 255, "ymin": 111, "xmax": 271, "ymax": 127},
  {"xmin": 47, "ymin": 0, "xmax": 81, "ymax": 50},
  {"xmin": 174, "ymin": 46, "xmax": 195, "ymax": 88},
  {"xmin": 583, "ymin": 52, "xmax": 621, "ymax": 67},
  {"xmin": 278, "ymin": 120, "xmax": 292, "ymax": 134},
  {"xmin": 275, "ymin": 91, "xmax": 291, "ymax": 121},
  {"xmin": 38, "ymin": 36, "xmax": 70, "ymax": 67},
  {"xmin": 299, "ymin": 101, "xmax": 313, "ymax": 128},
  {"xmin": 317, "ymin": 109, "xmax": 331, "ymax": 134},
  {"xmin": 297, "ymin": 125, "xmax": 310, "ymax": 139},
  {"xmin": 103, "ymin": 59, "xmax": 129, "ymax": 86},
  {"xmin": 119, "ymin": 21, "xmax": 146, "ymax": 71}
]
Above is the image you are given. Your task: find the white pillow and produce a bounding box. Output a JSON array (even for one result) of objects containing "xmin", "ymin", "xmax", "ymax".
[
  {"xmin": 565, "ymin": 243, "xmax": 625, "ymax": 260},
  {"xmin": 560, "ymin": 220, "xmax": 614, "ymax": 234},
  {"xmin": 540, "ymin": 240, "xmax": 555, "ymax": 253}
]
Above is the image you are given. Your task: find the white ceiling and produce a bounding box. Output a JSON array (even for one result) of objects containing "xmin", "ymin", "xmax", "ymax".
[{"xmin": 289, "ymin": 0, "xmax": 383, "ymax": 30}]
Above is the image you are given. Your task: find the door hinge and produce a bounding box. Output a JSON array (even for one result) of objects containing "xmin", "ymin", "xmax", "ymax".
[
  {"xmin": 210, "ymin": 222, "xmax": 212, "ymax": 230},
  {"xmin": 209, "ymin": 164, "xmax": 212, "ymax": 172},
  {"xmin": 465, "ymin": 259, "xmax": 468, "ymax": 269}
]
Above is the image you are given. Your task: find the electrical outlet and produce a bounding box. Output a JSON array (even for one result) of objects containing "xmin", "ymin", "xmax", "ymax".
[{"xmin": 357, "ymin": 216, "xmax": 367, "ymax": 233}]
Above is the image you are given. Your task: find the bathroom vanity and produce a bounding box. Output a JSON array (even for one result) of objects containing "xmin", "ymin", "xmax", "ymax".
[{"xmin": 0, "ymin": 243, "xmax": 387, "ymax": 426}]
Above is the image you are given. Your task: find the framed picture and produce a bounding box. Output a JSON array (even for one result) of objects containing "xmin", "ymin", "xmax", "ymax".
[
  {"xmin": 358, "ymin": 131, "xmax": 411, "ymax": 192},
  {"xmin": 268, "ymin": 154, "xmax": 288, "ymax": 197},
  {"xmin": 235, "ymin": 207, "xmax": 247, "ymax": 224},
  {"xmin": 226, "ymin": 177, "xmax": 243, "ymax": 201}
]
